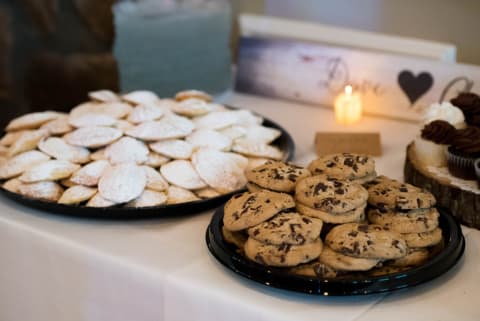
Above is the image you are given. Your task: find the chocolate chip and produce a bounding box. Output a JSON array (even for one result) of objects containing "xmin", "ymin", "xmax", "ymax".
[
  {"xmin": 399, "ymin": 187, "xmax": 408, "ymax": 192},
  {"xmin": 289, "ymin": 223, "xmax": 301, "ymax": 233},
  {"xmin": 333, "ymin": 181, "xmax": 343, "ymax": 188},
  {"xmin": 352, "ymin": 241, "xmax": 360, "ymax": 255},
  {"xmin": 302, "ymin": 217, "xmax": 312, "ymax": 224},
  {"xmin": 255, "ymin": 254, "xmax": 266, "ymax": 264},
  {"xmin": 340, "ymin": 246, "xmax": 354, "ymax": 255},
  {"xmin": 348, "ymin": 231, "xmax": 358, "ymax": 237},
  {"xmin": 358, "ymin": 224, "xmax": 369, "ymax": 232},
  {"xmin": 279, "ymin": 243, "xmax": 291, "ymax": 252},
  {"xmin": 335, "ymin": 188, "xmax": 345, "ymax": 195},
  {"xmin": 287, "ymin": 173, "xmax": 298, "ymax": 182},
  {"xmin": 295, "ymin": 234, "xmax": 306, "ymax": 245},
  {"xmin": 344, "ymin": 158, "xmax": 355, "ymax": 167},
  {"xmin": 392, "ymin": 239, "xmax": 401, "ymax": 249},
  {"xmin": 326, "ymin": 162, "xmax": 336, "ymax": 168},
  {"xmin": 314, "ymin": 183, "xmax": 328, "ymax": 195}
]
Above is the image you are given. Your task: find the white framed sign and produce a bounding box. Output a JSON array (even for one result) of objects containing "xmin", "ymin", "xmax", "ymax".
[{"xmin": 235, "ymin": 37, "xmax": 480, "ymax": 121}]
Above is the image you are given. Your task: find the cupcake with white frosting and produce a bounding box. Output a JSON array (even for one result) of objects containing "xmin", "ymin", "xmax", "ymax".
[{"xmin": 423, "ymin": 102, "xmax": 466, "ymax": 129}]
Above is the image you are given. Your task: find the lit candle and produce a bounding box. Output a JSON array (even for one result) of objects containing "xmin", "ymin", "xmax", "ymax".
[{"xmin": 334, "ymin": 85, "xmax": 363, "ymax": 125}]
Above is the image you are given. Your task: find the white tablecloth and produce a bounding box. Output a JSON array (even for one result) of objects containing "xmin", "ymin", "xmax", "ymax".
[{"xmin": 1, "ymin": 92, "xmax": 478, "ymax": 321}]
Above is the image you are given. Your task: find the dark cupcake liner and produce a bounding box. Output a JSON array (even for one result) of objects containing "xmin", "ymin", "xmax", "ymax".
[
  {"xmin": 446, "ymin": 147, "xmax": 477, "ymax": 180},
  {"xmin": 475, "ymin": 159, "xmax": 480, "ymax": 188}
]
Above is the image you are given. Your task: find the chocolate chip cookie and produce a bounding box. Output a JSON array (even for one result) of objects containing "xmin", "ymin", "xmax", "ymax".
[
  {"xmin": 246, "ymin": 160, "xmax": 311, "ymax": 193},
  {"xmin": 244, "ymin": 237, "xmax": 323, "ymax": 267},
  {"xmin": 295, "ymin": 176, "xmax": 368, "ymax": 213},
  {"xmin": 223, "ymin": 190, "xmax": 295, "ymax": 231},
  {"xmin": 319, "ymin": 245, "xmax": 381, "ymax": 271},
  {"xmin": 222, "ymin": 226, "xmax": 248, "ymax": 249},
  {"xmin": 247, "ymin": 212, "xmax": 323, "ymax": 245},
  {"xmin": 307, "ymin": 153, "xmax": 376, "ymax": 183},
  {"xmin": 289, "ymin": 261, "xmax": 340, "ymax": 278},
  {"xmin": 367, "ymin": 207, "xmax": 439, "ymax": 233},
  {"xmin": 296, "ymin": 202, "xmax": 366, "ymax": 224},
  {"xmin": 388, "ymin": 248, "xmax": 429, "ymax": 267},
  {"xmin": 325, "ymin": 223, "xmax": 408, "ymax": 259},
  {"xmin": 402, "ymin": 228, "xmax": 443, "ymax": 248},
  {"xmin": 366, "ymin": 176, "xmax": 436, "ymax": 210}
]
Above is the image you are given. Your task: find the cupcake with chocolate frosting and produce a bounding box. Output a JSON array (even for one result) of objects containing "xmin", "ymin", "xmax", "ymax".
[
  {"xmin": 446, "ymin": 126, "xmax": 480, "ymax": 179},
  {"xmin": 414, "ymin": 120, "xmax": 457, "ymax": 166},
  {"xmin": 450, "ymin": 92, "xmax": 480, "ymax": 127}
]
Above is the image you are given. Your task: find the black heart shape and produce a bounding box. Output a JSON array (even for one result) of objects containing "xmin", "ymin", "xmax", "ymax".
[{"xmin": 398, "ymin": 70, "xmax": 434, "ymax": 105}]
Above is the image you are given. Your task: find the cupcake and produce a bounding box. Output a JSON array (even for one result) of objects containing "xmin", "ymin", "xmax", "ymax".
[
  {"xmin": 414, "ymin": 120, "xmax": 457, "ymax": 167},
  {"xmin": 450, "ymin": 92, "xmax": 480, "ymax": 127},
  {"xmin": 423, "ymin": 101, "xmax": 466, "ymax": 129},
  {"xmin": 446, "ymin": 126, "xmax": 480, "ymax": 179}
]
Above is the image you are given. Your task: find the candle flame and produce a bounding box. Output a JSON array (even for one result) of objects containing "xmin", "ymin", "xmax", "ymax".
[{"xmin": 345, "ymin": 85, "xmax": 353, "ymax": 96}]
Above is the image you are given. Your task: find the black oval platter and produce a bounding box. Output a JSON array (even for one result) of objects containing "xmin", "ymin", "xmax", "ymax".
[
  {"xmin": 206, "ymin": 206, "xmax": 465, "ymax": 296},
  {"xmin": 0, "ymin": 112, "xmax": 294, "ymax": 220}
]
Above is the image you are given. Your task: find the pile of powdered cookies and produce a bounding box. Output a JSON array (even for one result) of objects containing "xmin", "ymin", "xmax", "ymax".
[
  {"xmin": 222, "ymin": 153, "xmax": 444, "ymax": 277},
  {"xmin": 0, "ymin": 89, "xmax": 285, "ymax": 207}
]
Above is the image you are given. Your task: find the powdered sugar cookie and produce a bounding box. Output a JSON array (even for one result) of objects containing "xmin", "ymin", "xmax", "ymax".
[
  {"xmin": 38, "ymin": 137, "xmax": 90, "ymax": 164},
  {"xmin": 8, "ymin": 129, "xmax": 49, "ymax": 157},
  {"xmin": 6, "ymin": 111, "xmax": 63, "ymax": 131},
  {"xmin": 58, "ymin": 185, "xmax": 97, "ymax": 204},
  {"xmin": 141, "ymin": 166, "xmax": 169, "ymax": 191},
  {"xmin": 160, "ymin": 160, "xmax": 207, "ymax": 190},
  {"xmin": 64, "ymin": 126, "xmax": 122, "ymax": 148},
  {"xmin": 122, "ymin": 90, "xmax": 159, "ymax": 105},
  {"xmin": 166, "ymin": 185, "xmax": 200, "ymax": 204},
  {"xmin": 17, "ymin": 181, "xmax": 63, "ymax": 202},
  {"xmin": 98, "ymin": 163, "xmax": 146, "ymax": 203},
  {"xmin": 149, "ymin": 139, "xmax": 193, "ymax": 160},
  {"xmin": 70, "ymin": 160, "xmax": 110, "ymax": 186},
  {"xmin": 192, "ymin": 149, "xmax": 247, "ymax": 193},
  {"xmin": 126, "ymin": 189, "xmax": 168, "ymax": 207},
  {"xmin": 127, "ymin": 104, "xmax": 164, "ymax": 123},
  {"xmin": 105, "ymin": 137, "xmax": 149, "ymax": 165},
  {"xmin": 0, "ymin": 150, "xmax": 50, "ymax": 179},
  {"xmin": 19, "ymin": 160, "xmax": 80, "ymax": 183}
]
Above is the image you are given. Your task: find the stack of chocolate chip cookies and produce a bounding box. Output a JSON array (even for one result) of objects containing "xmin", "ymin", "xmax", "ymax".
[
  {"xmin": 365, "ymin": 176, "xmax": 443, "ymax": 268},
  {"xmin": 319, "ymin": 223, "xmax": 408, "ymax": 275},
  {"xmin": 295, "ymin": 175, "xmax": 369, "ymax": 224},
  {"xmin": 219, "ymin": 153, "xmax": 445, "ymax": 278},
  {"xmin": 222, "ymin": 189, "xmax": 323, "ymax": 267}
]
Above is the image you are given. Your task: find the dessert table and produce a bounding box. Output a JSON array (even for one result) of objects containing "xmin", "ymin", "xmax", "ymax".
[{"xmin": 1, "ymin": 92, "xmax": 478, "ymax": 321}]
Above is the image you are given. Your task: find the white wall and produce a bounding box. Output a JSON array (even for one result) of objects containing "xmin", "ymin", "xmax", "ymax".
[{"xmin": 264, "ymin": 0, "xmax": 480, "ymax": 65}]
